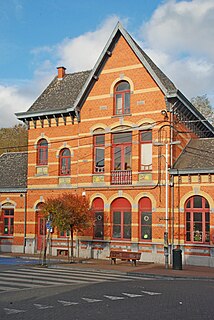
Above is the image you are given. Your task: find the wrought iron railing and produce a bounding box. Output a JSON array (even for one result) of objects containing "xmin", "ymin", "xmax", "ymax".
[{"xmin": 111, "ymin": 170, "xmax": 132, "ymax": 185}]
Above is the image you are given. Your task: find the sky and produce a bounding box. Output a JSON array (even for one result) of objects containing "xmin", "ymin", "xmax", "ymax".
[{"xmin": 0, "ymin": 0, "xmax": 214, "ymax": 128}]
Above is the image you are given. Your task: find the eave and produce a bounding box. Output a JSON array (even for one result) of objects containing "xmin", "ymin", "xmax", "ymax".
[{"xmin": 170, "ymin": 169, "xmax": 214, "ymax": 175}]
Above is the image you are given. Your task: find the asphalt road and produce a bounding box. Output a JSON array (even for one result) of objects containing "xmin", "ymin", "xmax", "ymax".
[{"xmin": 0, "ymin": 265, "xmax": 213, "ymax": 320}]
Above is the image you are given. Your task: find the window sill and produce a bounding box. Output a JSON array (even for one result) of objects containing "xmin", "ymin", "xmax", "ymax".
[{"xmin": 111, "ymin": 114, "xmax": 132, "ymax": 118}]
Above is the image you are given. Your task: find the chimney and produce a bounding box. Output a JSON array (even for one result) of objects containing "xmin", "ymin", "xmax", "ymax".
[{"xmin": 57, "ymin": 66, "xmax": 66, "ymax": 79}]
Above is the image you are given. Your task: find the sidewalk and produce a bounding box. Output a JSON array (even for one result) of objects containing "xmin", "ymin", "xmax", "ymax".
[
  {"xmin": 59, "ymin": 259, "xmax": 214, "ymax": 280},
  {"xmin": 1, "ymin": 253, "xmax": 214, "ymax": 280}
]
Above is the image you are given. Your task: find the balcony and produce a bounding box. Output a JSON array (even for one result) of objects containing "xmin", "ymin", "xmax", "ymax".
[{"xmin": 111, "ymin": 170, "xmax": 132, "ymax": 185}]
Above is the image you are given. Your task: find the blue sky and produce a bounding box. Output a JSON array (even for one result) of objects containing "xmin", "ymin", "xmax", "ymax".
[{"xmin": 0, "ymin": 0, "xmax": 214, "ymax": 127}]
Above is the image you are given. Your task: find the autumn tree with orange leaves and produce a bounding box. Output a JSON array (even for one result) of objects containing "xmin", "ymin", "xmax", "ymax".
[{"xmin": 42, "ymin": 193, "xmax": 93, "ymax": 263}]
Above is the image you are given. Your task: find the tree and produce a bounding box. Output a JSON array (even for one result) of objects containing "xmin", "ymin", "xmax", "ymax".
[
  {"xmin": 191, "ymin": 95, "xmax": 214, "ymax": 125},
  {"xmin": 42, "ymin": 193, "xmax": 93, "ymax": 263},
  {"xmin": 0, "ymin": 123, "xmax": 28, "ymax": 155}
]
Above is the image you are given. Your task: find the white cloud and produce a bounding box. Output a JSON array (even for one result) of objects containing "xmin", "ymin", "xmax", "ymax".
[
  {"xmin": 56, "ymin": 15, "xmax": 121, "ymax": 72},
  {"xmin": 1, "ymin": 3, "xmax": 214, "ymax": 128},
  {"xmin": 0, "ymin": 84, "xmax": 31, "ymax": 127},
  {"xmin": 139, "ymin": 0, "xmax": 214, "ymax": 102}
]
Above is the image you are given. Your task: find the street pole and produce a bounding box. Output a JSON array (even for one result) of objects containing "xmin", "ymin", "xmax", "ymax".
[
  {"xmin": 154, "ymin": 140, "xmax": 180, "ymax": 269},
  {"xmin": 164, "ymin": 143, "xmax": 169, "ymax": 269}
]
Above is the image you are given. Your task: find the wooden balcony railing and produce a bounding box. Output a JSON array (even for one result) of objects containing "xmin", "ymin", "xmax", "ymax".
[{"xmin": 111, "ymin": 170, "xmax": 132, "ymax": 185}]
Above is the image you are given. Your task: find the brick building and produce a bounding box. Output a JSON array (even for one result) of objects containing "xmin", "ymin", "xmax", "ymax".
[{"xmin": 1, "ymin": 23, "xmax": 214, "ymax": 266}]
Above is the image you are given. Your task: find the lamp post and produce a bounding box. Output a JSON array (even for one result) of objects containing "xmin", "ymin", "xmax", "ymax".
[
  {"xmin": 20, "ymin": 193, "xmax": 27, "ymax": 254},
  {"xmin": 154, "ymin": 140, "xmax": 180, "ymax": 269}
]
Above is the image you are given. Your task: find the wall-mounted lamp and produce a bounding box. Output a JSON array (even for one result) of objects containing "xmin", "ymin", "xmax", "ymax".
[
  {"xmin": 161, "ymin": 109, "xmax": 169, "ymax": 120},
  {"xmin": 82, "ymin": 191, "xmax": 86, "ymax": 197}
]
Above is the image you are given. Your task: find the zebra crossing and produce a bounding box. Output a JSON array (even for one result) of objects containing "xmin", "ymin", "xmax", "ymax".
[{"xmin": 0, "ymin": 266, "xmax": 145, "ymax": 293}]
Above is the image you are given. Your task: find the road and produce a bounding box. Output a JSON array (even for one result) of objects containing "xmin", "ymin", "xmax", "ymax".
[{"xmin": 0, "ymin": 265, "xmax": 213, "ymax": 320}]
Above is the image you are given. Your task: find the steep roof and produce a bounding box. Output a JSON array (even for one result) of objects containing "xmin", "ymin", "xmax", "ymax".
[
  {"xmin": 0, "ymin": 152, "xmax": 28, "ymax": 191},
  {"xmin": 15, "ymin": 22, "xmax": 214, "ymax": 137},
  {"xmin": 26, "ymin": 70, "xmax": 91, "ymax": 114},
  {"xmin": 171, "ymin": 138, "xmax": 214, "ymax": 174}
]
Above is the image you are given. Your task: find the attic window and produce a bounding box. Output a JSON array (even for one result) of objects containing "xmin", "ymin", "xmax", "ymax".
[{"xmin": 114, "ymin": 81, "xmax": 130, "ymax": 115}]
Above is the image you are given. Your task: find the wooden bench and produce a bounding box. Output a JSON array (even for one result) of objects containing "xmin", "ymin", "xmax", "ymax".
[{"xmin": 108, "ymin": 250, "xmax": 141, "ymax": 266}]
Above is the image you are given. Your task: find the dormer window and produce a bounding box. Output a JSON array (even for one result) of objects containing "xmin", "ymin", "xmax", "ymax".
[
  {"xmin": 37, "ymin": 139, "xmax": 48, "ymax": 165},
  {"xmin": 114, "ymin": 81, "xmax": 130, "ymax": 115}
]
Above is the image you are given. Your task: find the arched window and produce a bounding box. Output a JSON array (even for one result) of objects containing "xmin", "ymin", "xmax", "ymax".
[
  {"xmin": 114, "ymin": 81, "xmax": 130, "ymax": 115},
  {"xmin": 92, "ymin": 198, "xmax": 104, "ymax": 239},
  {"xmin": 185, "ymin": 196, "xmax": 210, "ymax": 243},
  {"xmin": 1, "ymin": 203, "xmax": 14, "ymax": 235},
  {"xmin": 139, "ymin": 197, "xmax": 152, "ymax": 240},
  {"xmin": 59, "ymin": 148, "xmax": 71, "ymax": 175},
  {"xmin": 111, "ymin": 198, "xmax": 131, "ymax": 239},
  {"xmin": 37, "ymin": 139, "xmax": 48, "ymax": 165}
]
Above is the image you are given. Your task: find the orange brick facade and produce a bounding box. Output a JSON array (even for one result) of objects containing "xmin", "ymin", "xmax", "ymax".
[{"xmin": 1, "ymin": 25, "xmax": 214, "ymax": 267}]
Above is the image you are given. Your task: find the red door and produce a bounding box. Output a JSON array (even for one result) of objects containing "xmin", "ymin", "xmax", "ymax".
[{"xmin": 37, "ymin": 215, "xmax": 46, "ymax": 251}]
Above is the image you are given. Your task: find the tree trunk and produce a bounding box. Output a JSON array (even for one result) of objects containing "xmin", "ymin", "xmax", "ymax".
[{"xmin": 42, "ymin": 229, "xmax": 50, "ymax": 266}]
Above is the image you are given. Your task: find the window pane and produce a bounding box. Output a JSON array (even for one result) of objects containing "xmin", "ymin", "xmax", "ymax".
[
  {"xmin": 186, "ymin": 200, "xmax": 191, "ymax": 208},
  {"xmin": 193, "ymin": 196, "xmax": 202, "ymax": 208},
  {"xmin": 186, "ymin": 232, "xmax": 191, "ymax": 241},
  {"xmin": 141, "ymin": 131, "xmax": 152, "ymax": 142},
  {"xmin": 142, "ymin": 212, "xmax": 152, "ymax": 225},
  {"xmin": 141, "ymin": 226, "xmax": 152, "ymax": 240},
  {"xmin": 116, "ymin": 94, "xmax": 122, "ymax": 114},
  {"xmin": 113, "ymin": 133, "xmax": 132, "ymax": 144},
  {"xmin": 141, "ymin": 143, "xmax": 152, "ymax": 169},
  {"xmin": 94, "ymin": 212, "xmax": 104, "ymax": 238},
  {"xmin": 124, "ymin": 146, "xmax": 131, "ymax": 170},
  {"xmin": 113, "ymin": 212, "xmax": 121, "ymax": 224},
  {"xmin": 186, "ymin": 222, "xmax": 190, "ymax": 231},
  {"xmin": 124, "ymin": 212, "xmax": 131, "ymax": 224},
  {"xmin": 123, "ymin": 226, "xmax": 131, "ymax": 239},
  {"xmin": 95, "ymin": 148, "xmax": 104, "ymax": 168},
  {"xmin": 186, "ymin": 212, "xmax": 191, "ymax": 221},
  {"xmin": 124, "ymin": 92, "xmax": 130, "ymax": 113},
  {"xmin": 113, "ymin": 226, "xmax": 121, "ymax": 238},
  {"xmin": 205, "ymin": 199, "xmax": 209, "ymax": 208},
  {"xmin": 194, "ymin": 212, "xmax": 202, "ymax": 222},
  {"xmin": 116, "ymin": 81, "xmax": 130, "ymax": 91},
  {"xmin": 205, "ymin": 212, "xmax": 210, "ymax": 222},
  {"xmin": 95, "ymin": 135, "xmax": 104, "ymax": 145},
  {"xmin": 114, "ymin": 147, "xmax": 121, "ymax": 170}
]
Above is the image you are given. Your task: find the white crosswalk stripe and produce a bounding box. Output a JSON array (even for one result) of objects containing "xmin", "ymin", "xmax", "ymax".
[{"xmin": 0, "ymin": 266, "xmax": 140, "ymax": 293}]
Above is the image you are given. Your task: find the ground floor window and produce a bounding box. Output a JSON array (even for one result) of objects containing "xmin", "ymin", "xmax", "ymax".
[
  {"xmin": 185, "ymin": 195, "xmax": 210, "ymax": 243},
  {"xmin": 92, "ymin": 198, "xmax": 104, "ymax": 239},
  {"xmin": 139, "ymin": 197, "xmax": 152, "ymax": 240},
  {"xmin": 111, "ymin": 198, "xmax": 131, "ymax": 239},
  {"xmin": 2, "ymin": 208, "xmax": 14, "ymax": 235}
]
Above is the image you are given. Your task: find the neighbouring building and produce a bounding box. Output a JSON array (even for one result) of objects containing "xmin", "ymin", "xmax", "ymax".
[{"xmin": 0, "ymin": 23, "xmax": 214, "ymax": 267}]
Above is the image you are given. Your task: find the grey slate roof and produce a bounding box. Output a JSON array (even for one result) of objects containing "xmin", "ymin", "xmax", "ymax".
[
  {"xmin": 0, "ymin": 152, "xmax": 28, "ymax": 190},
  {"xmin": 26, "ymin": 70, "xmax": 91, "ymax": 114},
  {"xmin": 172, "ymin": 138, "xmax": 214, "ymax": 172}
]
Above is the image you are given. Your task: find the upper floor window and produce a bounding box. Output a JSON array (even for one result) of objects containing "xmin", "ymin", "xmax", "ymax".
[
  {"xmin": 59, "ymin": 148, "xmax": 71, "ymax": 175},
  {"xmin": 37, "ymin": 139, "xmax": 48, "ymax": 165},
  {"xmin": 111, "ymin": 132, "xmax": 132, "ymax": 185},
  {"xmin": 140, "ymin": 130, "xmax": 152, "ymax": 171},
  {"xmin": 114, "ymin": 81, "xmax": 130, "ymax": 115},
  {"xmin": 94, "ymin": 135, "xmax": 105, "ymax": 173},
  {"xmin": 2, "ymin": 205, "xmax": 14, "ymax": 235},
  {"xmin": 185, "ymin": 196, "xmax": 210, "ymax": 243}
]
